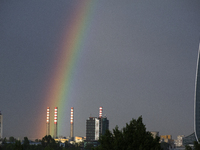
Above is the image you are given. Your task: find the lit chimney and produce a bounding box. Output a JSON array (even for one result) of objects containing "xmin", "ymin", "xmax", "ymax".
[
  {"xmin": 46, "ymin": 107, "xmax": 50, "ymax": 135},
  {"xmin": 99, "ymin": 107, "xmax": 103, "ymax": 118},
  {"xmin": 54, "ymin": 107, "xmax": 58, "ymax": 138},
  {"xmin": 70, "ymin": 107, "xmax": 74, "ymax": 140}
]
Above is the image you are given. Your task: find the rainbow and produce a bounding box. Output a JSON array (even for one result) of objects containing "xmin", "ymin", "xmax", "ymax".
[{"xmin": 38, "ymin": 0, "xmax": 96, "ymax": 138}]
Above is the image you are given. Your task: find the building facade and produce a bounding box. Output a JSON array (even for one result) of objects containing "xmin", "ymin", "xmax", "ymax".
[
  {"xmin": 99, "ymin": 117, "xmax": 109, "ymax": 136},
  {"xmin": 86, "ymin": 117, "xmax": 109, "ymax": 141},
  {"xmin": 86, "ymin": 117, "xmax": 99, "ymax": 141},
  {"xmin": 195, "ymin": 44, "xmax": 200, "ymax": 142},
  {"xmin": 0, "ymin": 112, "xmax": 2, "ymax": 139}
]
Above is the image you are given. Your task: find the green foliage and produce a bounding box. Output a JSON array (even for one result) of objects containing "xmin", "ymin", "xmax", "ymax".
[
  {"xmin": 23, "ymin": 137, "xmax": 30, "ymax": 150},
  {"xmin": 95, "ymin": 116, "xmax": 161, "ymax": 150},
  {"xmin": 8, "ymin": 137, "xmax": 15, "ymax": 143},
  {"xmin": 14, "ymin": 140, "xmax": 23, "ymax": 150},
  {"xmin": 185, "ymin": 145, "xmax": 192, "ymax": 150}
]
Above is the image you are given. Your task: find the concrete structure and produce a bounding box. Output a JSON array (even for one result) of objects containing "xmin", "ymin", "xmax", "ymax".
[
  {"xmin": 98, "ymin": 116, "xmax": 109, "ymax": 136},
  {"xmin": 46, "ymin": 107, "xmax": 50, "ymax": 136},
  {"xmin": 86, "ymin": 117, "xmax": 99, "ymax": 141},
  {"xmin": 75, "ymin": 136, "xmax": 84, "ymax": 143},
  {"xmin": 160, "ymin": 135, "xmax": 174, "ymax": 145},
  {"xmin": 150, "ymin": 131, "xmax": 159, "ymax": 139},
  {"xmin": 0, "ymin": 112, "xmax": 3, "ymax": 139},
  {"xmin": 70, "ymin": 107, "xmax": 74, "ymax": 141},
  {"xmin": 54, "ymin": 107, "xmax": 58, "ymax": 138},
  {"xmin": 183, "ymin": 133, "xmax": 196, "ymax": 146},
  {"xmin": 98, "ymin": 107, "xmax": 109, "ymax": 136},
  {"xmin": 195, "ymin": 43, "xmax": 200, "ymax": 142},
  {"xmin": 174, "ymin": 135, "xmax": 184, "ymax": 147},
  {"xmin": 55, "ymin": 138, "xmax": 68, "ymax": 143},
  {"xmin": 86, "ymin": 107, "xmax": 109, "ymax": 141}
]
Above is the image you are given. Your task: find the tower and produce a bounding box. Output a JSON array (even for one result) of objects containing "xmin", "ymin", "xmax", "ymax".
[
  {"xmin": 195, "ymin": 43, "xmax": 200, "ymax": 142},
  {"xmin": 86, "ymin": 117, "xmax": 99, "ymax": 141},
  {"xmin": 70, "ymin": 107, "xmax": 74, "ymax": 141},
  {"xmin": 0, "ymin": 111, "xmax": 3, "ymax": 139},
  {"xmin": 86, "ymin": 107, "xmax": 109, "ymax": 141},
  {"xmin": 54, "ymin": 107, "xmax": 58, "ymax": 138},
  {"xmin": 99, "ymin": 107, "xmax": 102, "ymax": 118},
  {"xmin": 46, "ymin": 107, "xmax": 50, "ymax": 136},
  {"xmin": 98, "ymin": 107, "xmax": 109, "ymax": 136}
]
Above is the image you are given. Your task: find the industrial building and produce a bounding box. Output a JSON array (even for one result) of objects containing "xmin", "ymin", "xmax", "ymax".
[{"xmin": 86, "ymin": 107, "xmax": 109, "ymax": 141}]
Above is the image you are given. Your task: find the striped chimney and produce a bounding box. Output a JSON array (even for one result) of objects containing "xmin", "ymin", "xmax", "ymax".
[
  {"xmin": 46, "ymin": 107, "xmax": 50, "ymax": 135},
  {"xmin": 54, "ymin": 107, "xmax": 58, "ymax": 124},
  {"xmin": 47, "ymin": 107, "xmax": 50, "ymax": 123},
  {"xmin": 70, "ymin": 107, "xmax": 74, "ymax": 140},
  {"xmin": 99, "ymin": 107, "xmax": 103, "ymax": 118},
  {"xmin": 70, "ymin": 107, "xmax": 74, "ymax": 124},
  {"xmin": 54, "ymin": 107, "xmax": 58, "ymax": 138}
]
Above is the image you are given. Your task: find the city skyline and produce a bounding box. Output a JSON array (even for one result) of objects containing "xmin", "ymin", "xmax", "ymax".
[{"xmin": 0, "ymin": 1, "xmax": 200, "ymax": 140}]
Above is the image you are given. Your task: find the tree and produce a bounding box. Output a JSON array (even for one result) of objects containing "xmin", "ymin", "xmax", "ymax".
[
  {"xmin": 194, "ymin": 141, "xmax": 200, "ymax": 150},
  {"xmin": 185, "ymin": 145, "xmax": 192, "ymax": 150},
  {"xmin": 14, "ymin": 140, "xmax": 23, "ymax": 150},
  {"xmin": 9, "ymin": 136, "xmax": 15, "ymax": 143},
  {"xmin": 95, "ymin": 116, "xmax": 161, "ymax": 150},
  {"xmin": 23, "ymin": 137, "xmax": 30, "ymax": 150}
]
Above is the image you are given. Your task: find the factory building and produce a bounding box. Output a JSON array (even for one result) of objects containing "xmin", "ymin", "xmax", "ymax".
[{"xmin": 86, "ymin": 107, "xmax": 109, "ymax": 141}]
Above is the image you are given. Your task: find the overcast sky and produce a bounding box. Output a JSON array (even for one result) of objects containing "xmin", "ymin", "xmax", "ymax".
[{"xmin": 0, "ymin": 0, "xmax": 200, "ymax": 140}]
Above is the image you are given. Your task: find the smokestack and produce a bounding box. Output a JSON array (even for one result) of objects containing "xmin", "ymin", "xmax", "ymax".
[
  {"xmin": 46, "ymin": 107, "xmax": 50, "ymax": 136},
  {"xmin": 0, "ymin": 111, "xmax": 3, "ymax": 139},
  {"xmin": 54, "ymin": 107, "xmax": 58, "ymax": 138},
  {"xmin": 99, "ymin": 107, "xmax": 103, "ymax": 118},
  {"xmin": 70, "ymin": 107, "xmax": 74, "ymax": 141}
]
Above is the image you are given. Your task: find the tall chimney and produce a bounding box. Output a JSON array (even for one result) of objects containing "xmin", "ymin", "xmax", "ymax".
[
  {"xmin": 46, "ymin": 107, "xmax": 50, "ymax": 135},
  {"xmin": 99, "ymin": 107, "xmax": 103, "ymax": 118},
  {"xmin": 54, "ymin": 107, "xmax": 58, "ymax": 138},
  {"xmin": 70, "ymin": 107, "xmax": 74, "ymax": 140}
]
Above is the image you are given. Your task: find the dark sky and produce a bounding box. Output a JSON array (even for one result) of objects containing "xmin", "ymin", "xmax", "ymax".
[{"xmin": 0, "ymin": 1, "xmax": 200, "ymax": 140}]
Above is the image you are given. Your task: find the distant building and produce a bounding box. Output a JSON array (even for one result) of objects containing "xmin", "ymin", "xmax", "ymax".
[
  {"xmin": 0, "ymin": 112, "xmax": 3, "ymax": 139},
  {"xmin": 174, "ymin": 135, "xmax": 184, "ymax": 147},
  {"xmin": 75, "ymin": 136, "xmax": 84, "ymax": 143},
  {"xmin": 86, "ymin": 117, "xmax": 100, "ymax": 141},
  {"xmin": 183, "ymin": 133, "xmax": 196, "ymax": 146},
  {"xmin": 150, "ymin": 131, "xmax": 159, "ymax": 139},
  {"xmin": 54, "ymin": 137, "xmax": 68, "ymax": 143},
  {"xmin": 160, "ymin": 135, "xmax": 174, "ymax": 147},
  {"xmin": 98, "ymin": 116, "xmax": 109, "ymax": 136},
  {"xmin": 86, "ymin": 107, "xmax": 109, "ymax": 141},
  {"xmin": 195, "ymin": 43, "xmax": 200, "ymax": 142}
]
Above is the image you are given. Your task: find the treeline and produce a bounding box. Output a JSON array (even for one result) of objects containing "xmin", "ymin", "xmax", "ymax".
[{"xmin": 0, "ymin": 135, "xmax": 81, "ymax": 150}]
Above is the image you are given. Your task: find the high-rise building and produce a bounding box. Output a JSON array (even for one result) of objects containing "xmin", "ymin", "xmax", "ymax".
[
  {"xmin": 194, "ymin": 43, "xmax": 200, "ymax": 142},
  {"xmin": 86, "ymin": 117, "xmax": 99, "ymax": 141},
  {"xmin": 46, "ymin": 107, "xmax": 50, "ymax": 136},
  {"xmin": 0, "ymin": 111, "xmax": 3, "ymax": 139},
  {"xmin": 54, "ymin": 107, "xmax": 58, "ymax": 138},
  {"xmin": 86, "ymin": 107, "xmax": 109, "ymax": 141},
  {"xmin": 70, "ymin": 107, "xmax": 74, "ymax": 141}
]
